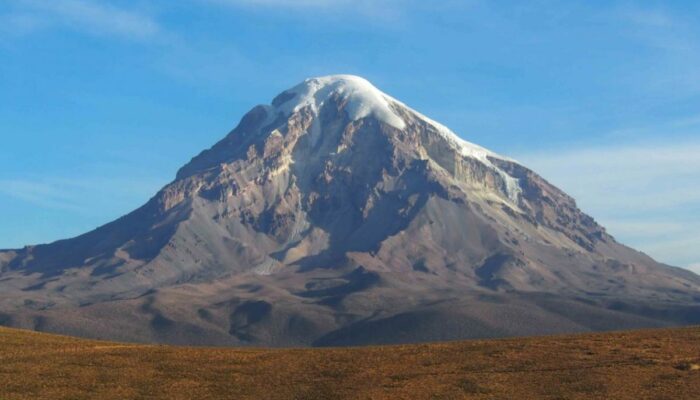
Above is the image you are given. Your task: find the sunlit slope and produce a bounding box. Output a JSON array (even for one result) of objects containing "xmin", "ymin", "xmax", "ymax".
[{"xmin": 0, "ymin": 325, "xmax": 699, "ymax": 399}]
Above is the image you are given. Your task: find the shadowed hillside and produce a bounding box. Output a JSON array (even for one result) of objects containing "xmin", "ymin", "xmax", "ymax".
[{"xmin": 1, "ymin": 326, "xmax": 699, "ymax": 399}]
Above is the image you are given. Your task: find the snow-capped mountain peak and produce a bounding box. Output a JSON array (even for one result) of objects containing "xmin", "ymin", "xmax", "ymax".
[
  {"xmin": 2, "ymin": 75, "xmax": 697, "ymax": 347},
  {"xmin": 273, "ymin": 75, "xmax": 407, "ymax": 130},
  {"xmin": 268, "ymin": 75, "xmax": 520, "ymax": 200}
]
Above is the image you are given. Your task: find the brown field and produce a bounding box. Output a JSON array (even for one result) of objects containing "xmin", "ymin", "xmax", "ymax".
[{"xmin": 0, "ymin": 326, "xmax": 699, "ymax": 399}]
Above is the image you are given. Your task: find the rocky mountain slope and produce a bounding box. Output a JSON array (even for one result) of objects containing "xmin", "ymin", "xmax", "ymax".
[{"xmin": 1, "ymin": 75, "xmax": 699, "ymax": 346}]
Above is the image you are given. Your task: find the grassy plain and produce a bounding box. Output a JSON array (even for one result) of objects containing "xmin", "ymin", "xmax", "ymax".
[{"xmin": 0, "ymin": 325, "xmax": 699, "ymax": 399}]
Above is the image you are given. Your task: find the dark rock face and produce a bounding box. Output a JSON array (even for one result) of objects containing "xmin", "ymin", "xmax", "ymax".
[{"xmin": 0, "ymin": 75, "xmax": 698, "ymax": 346}]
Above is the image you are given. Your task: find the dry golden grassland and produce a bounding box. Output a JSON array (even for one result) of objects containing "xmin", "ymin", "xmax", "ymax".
[{"xmin": 0, "ymin": 325, "xmax": 699, "ymax": 399}]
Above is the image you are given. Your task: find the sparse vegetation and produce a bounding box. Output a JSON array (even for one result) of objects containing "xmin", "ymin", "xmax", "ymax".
[{"xmin": 0, "ymin": 326, "xmax": 699, "ymax": 399}]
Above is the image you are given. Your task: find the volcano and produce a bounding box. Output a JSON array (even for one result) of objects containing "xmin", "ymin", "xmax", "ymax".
[{"xmin": 1, "ymin": 75, "xmax": 698, "ymax": 346}]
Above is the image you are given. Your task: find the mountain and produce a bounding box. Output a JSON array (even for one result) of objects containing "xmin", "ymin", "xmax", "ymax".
[{"xmin": 1, "ymin": 75, "xmax": 699, "ymax": 346}]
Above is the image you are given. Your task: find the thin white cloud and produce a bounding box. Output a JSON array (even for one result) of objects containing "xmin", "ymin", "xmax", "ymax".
[
  {"xmin": 620, "ymin": 6, "xmax": 676, "ymax": 28},
  {"xmin": 207, "ymin": 0, "xmax": 470, "ymax": 8},
  {"xmin": 0, "ymin": 12, "xmax": 46, "ymax": 37},
  {"xmin": 519, "ymin": 141, "xmax": 700, "ymax": 210},
  {"xmin": 209, "ymin": 0, "xmax": 378, "ymax": 8},
  {"xmin": 517, "ymin": 139, "xmax": 700, "ymax": 272},
  {"xmin": 204, "ymin": 0, "xmax": 413, "ymax": 21},
  {"xmin": 212, "ymin": 0, "xmax": 347, "ymax": 7},
  {"xmin": 0, "ymin": 176, "xmax": 165, "ymax": 215},
  {"xmin": 4, "ymin": 0, "xmax": 161, "ymax": 40},
  {"xmin": 689, "ymin": 263, "xmax": 700, "ymax": 274},
  {"xmin": 0, "ymin": 179, "xmax": 83, "ymax": 211},
  {"xmin": 598, "ymin": 220, "xmax": 687, "ymax": 238},
  {"xmin": 616, "ymin": 4, "xmax": 700, "ymax": 97}
]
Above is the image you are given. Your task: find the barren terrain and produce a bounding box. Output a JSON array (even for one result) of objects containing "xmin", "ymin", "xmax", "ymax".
[{"xmin": 1, "ymin": 325, "xmax": 699, "ymax": 399}]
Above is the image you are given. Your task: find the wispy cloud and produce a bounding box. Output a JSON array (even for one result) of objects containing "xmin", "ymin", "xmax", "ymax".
[
  {"xmin": 0, "ymin": 175, "xmax": 168, "ymax": 249},
  {"xmin": 206, "ymin": 0, "xmax": 474, "ymax": 17},
  {"xmin": 209, "ymin": 0, "xmax": 384, "ymax": 8},
  {"xmin": 615, "ymin": 4, "xmax": 700, "ymax": 97},
  {"xmin": 620, "ymin": 6, "xmax": 676, "ymax": 28},
  {"xmin": 0, "ymin": 176, "xmax": 165, "ymax": 215},
  {"xmin": 3, "ymin": 0, "xmax": 161, "ymax": 40},
  {"xmin": 689, "ymin": 263, "xmax": 700, "ymax": 274},
  {"xmin": 517, "ymin": 139, "xmax": 700, "ymax": 271},
  {"xmin": 205, "ymin": 0, "xmax": 416, "ymax": 21},
  {"xmin": 519, "ymin": 141, "xmax": 700, "ymax": 210},
  {"xmin": 0, "ymin": 179, "xmax": 82, "ymax": 211},
  {"xmin": 0, "ymin": 12, "xmax": 46, "ymax": 37},
  {"xmin": 211, "ymin": 0, "xmax": 348, "ymax": 7}
]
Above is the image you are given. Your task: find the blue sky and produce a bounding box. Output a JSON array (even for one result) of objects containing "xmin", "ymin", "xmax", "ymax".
[{"xmin": 1, "ymin": 0, "xmax": 699, "ymax": 272}]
